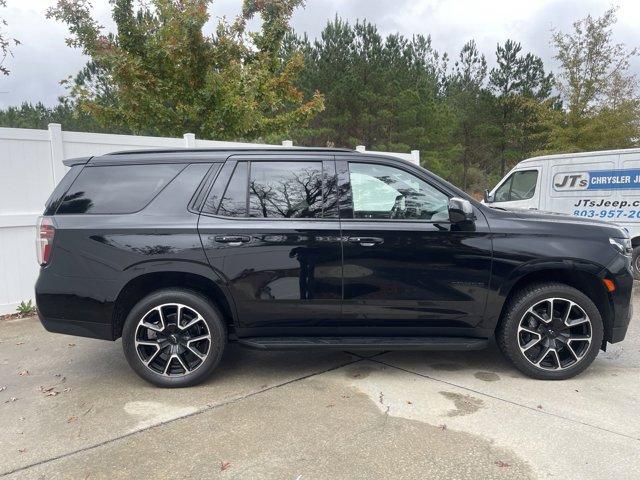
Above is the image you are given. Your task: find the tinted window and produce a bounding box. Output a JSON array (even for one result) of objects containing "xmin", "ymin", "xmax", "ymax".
[
  {"xmin": 249, "ymin": 162, "xmax": 324, "ymax": 218},
  {"xmin": 494, "ymin": 170, "xmax": 538, "ymax": 202},
  {"xmin": 218, "ymin": 162, "xmax": 248, "ymax": 217},
  {"xmin": 56, "ymin": 164, "xmax": 184, "ymax": 214},
  {"xmin": 348, "ymin": 163, "xmax": 449, "ymax": 221}
]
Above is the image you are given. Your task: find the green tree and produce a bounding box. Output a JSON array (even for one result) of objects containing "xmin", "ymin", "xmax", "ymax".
[
  {"xmin": 489, "ymin": 40, "xmax": 555, "ymax": 176},
  {"xmin": 551, "ymin": 7, "xmax": 640, "ymax": 151},
  {"xmin": 447, "ymin": 40, "xmax": 490, "ymax": 190},
  {"xmin": 46, "ymin": 0, "xmax": 324, "ymax": 139},
  {"xmin": 0, "ymin": 99, "xmax": 111, "ymax": 132}
]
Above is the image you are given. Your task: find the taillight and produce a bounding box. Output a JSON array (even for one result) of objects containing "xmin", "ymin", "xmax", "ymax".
[{"xmin": 36, "ymin": 216, "xmax": 55, "ymax": 266}]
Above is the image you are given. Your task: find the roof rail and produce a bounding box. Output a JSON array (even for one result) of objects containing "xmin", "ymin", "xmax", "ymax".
[{"xmin": 105, "ymin": 146, "xmax": 355, "ymax": 156}]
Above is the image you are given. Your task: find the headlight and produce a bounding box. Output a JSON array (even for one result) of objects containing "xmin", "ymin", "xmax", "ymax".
[{"xmin": 609, "ymin": 237, "xmax": 632, "ymax": 256}]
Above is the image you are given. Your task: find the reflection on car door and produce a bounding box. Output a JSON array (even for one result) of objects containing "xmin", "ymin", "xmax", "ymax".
[
  {"xmin": 198, "ymin": 155, "xmax": 343, "ymax": 336},
  {"xmin": 336, "ymin": 156, "xmax": 493, "ymax": 336}
]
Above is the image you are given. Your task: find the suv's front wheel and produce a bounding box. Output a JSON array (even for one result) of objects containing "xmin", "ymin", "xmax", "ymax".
[
  {"xmin": 497, "ymin": 283, "xmax": 603, "ymax": 380},
  {"xmin": 122, "ymin": 289, "xmax": 226, "ymax": 387}
]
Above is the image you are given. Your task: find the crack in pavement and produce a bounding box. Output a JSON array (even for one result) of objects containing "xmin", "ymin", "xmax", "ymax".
[
  {"xmin": 0, "ymin": 356, "xmax": 364, "ymax": 478},
  {"xmin": 367, "ymin": 356, "xmax": 640, "ymax": 442}
]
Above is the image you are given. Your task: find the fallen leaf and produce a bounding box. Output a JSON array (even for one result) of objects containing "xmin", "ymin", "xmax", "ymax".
[
  {"xmin": 67, "ymin": 416, "xmax": 77, "ymax": 423},
  {"xmin": 495, "ymin": 460, "xmax": 510, "ymax": 468},
  {"xmin": 68, "ymin": 343, "xmax": 76, "ymax": 347},
  {"xmin": 0, "ymin": 386, "xmax": 6, "ymax": 392},
  {"xmin": 18, "ymin": 370, "xmax": 29, "ymax": 376},
  {"xmin": 326, "ymin": 403, "xmax": 335, "ymax": 408},
  {"xmin": 15, "ymin": 342, "xmax": 24, "ymax": 345},
  {"xmin": 4, "ymin": 397, "xmax": 17, "ymax": 403},
  {"xmin": 220, "ymin": 461, "xmax": 231, "ymax": 471},
  {"xmin": 379, "ymin": 392, "xmax": 384, "ymax": 404},
  {"xmin": 536, "ymin": 404, "xmax": 543, "ymax": 410},
  {"xmin": 18, "ymin": 449, "xmax": 26, "ymax": 453},
  {"xmin": 406, "ymin": 400, "xmax": 413, "ymax": 405},
  {"xmin": 63, "ymin": 387, "xmax": 71, "ymax": 393},
  {"xmin": 438, "ymin": 424, "xmax": 447, "ymax": 431}
]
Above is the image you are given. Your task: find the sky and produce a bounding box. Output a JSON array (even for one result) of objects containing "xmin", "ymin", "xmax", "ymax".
[{"xmin": 0, "ymin": 0, "xmax": 639, "ymax": 108}]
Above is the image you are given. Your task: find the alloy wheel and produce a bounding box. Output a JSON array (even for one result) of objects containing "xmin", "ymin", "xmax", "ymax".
[
  {"xmin": 134, "ymin": 303, "xmax": 211, "ymax": 377},
  {"xmin": 517, "ymin": 297, "xmax": 592, "ymax": 371}
]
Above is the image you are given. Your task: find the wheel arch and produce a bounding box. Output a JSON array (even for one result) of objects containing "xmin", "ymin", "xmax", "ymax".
[
  {"xmin": 111, "ymin": 269, "xmax": 236, "ymax": 340},
  {"xmin": 494, "ymin": 266, "xmax": 613, "ymax": 346}
]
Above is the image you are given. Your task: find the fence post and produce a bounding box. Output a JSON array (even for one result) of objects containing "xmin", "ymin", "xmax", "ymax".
[
  {"xmin": 184, "ymin": 133, "xmax": 196, "ymax": 148},
  {"xmin": 48, "ymin": 123, "xmax": 66, "ymax": 184},
  {"xmin": 282, "ymin": 140, "xmax": 293, "ymax": 147},
  {"xmin": 355, "ymin": 145, "xmax": 366, "ymax": 153},
  {"xmin": 411, "ymin": 150, "xmax": 420, "ymax": 166}
]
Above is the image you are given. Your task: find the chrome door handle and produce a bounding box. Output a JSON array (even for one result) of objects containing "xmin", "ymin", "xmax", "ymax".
[{"xmin": 348, "ymin": 237, "xmax": 383, "ymax": 247}]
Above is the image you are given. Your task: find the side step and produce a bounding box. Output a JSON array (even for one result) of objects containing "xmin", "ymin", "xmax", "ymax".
[{"xmin": 237, "ymin": 336, "xmax": 488, "ymax": 351}]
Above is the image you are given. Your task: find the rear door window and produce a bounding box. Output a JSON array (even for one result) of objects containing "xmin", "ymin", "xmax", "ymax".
[
  {"xmin": 56, "ymin": 164, "xmax": 184, "ymax": 214},
  {"xmin": 205, "ymin": 160, "xmax": 337, "ymax": 219},
  {"xmin": 249, "ymin": 162, "xmax": 324, "ymax": 218}
]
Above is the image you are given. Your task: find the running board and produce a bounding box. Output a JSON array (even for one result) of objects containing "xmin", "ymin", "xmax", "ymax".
[{"xmin": 237, "ymin": 336, "xmax": 488, "ymax": 351}]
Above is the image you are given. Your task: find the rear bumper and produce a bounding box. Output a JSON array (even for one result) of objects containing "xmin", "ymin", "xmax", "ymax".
[
  {"xmin": 38, "ymin": 312, "xmax": 114, "ymax": 340},
  {"xmin": 35, "ymin": 269, "xmax": 117, "ymax": 341}
]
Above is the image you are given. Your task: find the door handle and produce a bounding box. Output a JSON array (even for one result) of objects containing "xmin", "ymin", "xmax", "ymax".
[
  {"xmin": 348, "ymin": 236, "xmax": 383, "ymax": 247},
  {"xmin": 214, "ymin": 235, "xmax": 251, "ymax": 246}
]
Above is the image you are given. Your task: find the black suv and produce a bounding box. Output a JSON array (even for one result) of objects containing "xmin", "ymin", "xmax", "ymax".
[{"xmin": 35, "ymin": 148, "xmax": 633, "ymax": 387}]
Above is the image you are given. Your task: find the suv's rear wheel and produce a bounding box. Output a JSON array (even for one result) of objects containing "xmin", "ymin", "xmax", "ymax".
[
  {"xmin": 122, "ymin": 289, "xmax": 226, "ymax": 387},
  {"xmin": 497, "ymin": 283, "xmax": 603, "ymax": 380}
]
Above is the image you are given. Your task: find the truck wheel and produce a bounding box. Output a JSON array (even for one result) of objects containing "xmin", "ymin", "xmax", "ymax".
[
  {"xmin": 632, "ymin": 246, "xmax": 640, "ymax": 280},
  {"xmin": 497, "ymin": 283, "xmax": 603, "ymax": 380},
  {"xmin": 122, "ymin": 289, "xmax": 226, "ymax": 388}
]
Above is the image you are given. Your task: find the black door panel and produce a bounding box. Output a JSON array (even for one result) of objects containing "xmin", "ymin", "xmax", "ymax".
[
  {"xmin": 198, "ymin": 155, "xmax": 343, "ymax": 334},
  {"xmin": 337, "ymin": 157, "xmax": 492, "ymax": 334}
]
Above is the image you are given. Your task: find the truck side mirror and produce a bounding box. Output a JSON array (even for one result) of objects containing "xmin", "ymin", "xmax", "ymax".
[
  {"xmin": 448, "ymin": 197, "xmax": 475, "ymax": 223},
  {"xmin": 483, "ymin": 189, "xmax": 494, "ymax": 203}
]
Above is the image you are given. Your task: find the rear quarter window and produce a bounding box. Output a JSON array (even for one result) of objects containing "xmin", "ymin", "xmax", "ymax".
[{"xmin": 56, "ymin": 164, "xmax": 185, "ymax": 214}]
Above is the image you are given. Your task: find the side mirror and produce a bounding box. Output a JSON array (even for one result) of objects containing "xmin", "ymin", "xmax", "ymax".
[
  {"xmin": 448, "ymin": 197, "xmax": 475, "ymax": 223},
  {"xmin": 483, "ymin": 189, "xmax": 494, "ymax": 203}
]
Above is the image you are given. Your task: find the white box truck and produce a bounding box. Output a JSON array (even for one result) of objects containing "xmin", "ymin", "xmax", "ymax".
[{"xmin": 484, "ymin": 147, "xmax": 640, "ymax": 276}]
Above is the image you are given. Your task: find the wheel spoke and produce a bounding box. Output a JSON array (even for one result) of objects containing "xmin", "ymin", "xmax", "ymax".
[
  {"xmin": 521, "ymin": 336, "xmax": 542, "ymax": 352},
  {"xmin": 179, "ymin": 315, "xmax": 204, "ymax": 331},
  {"xmin": 534, "ymin": 346, "xmax": 552, "ymax": 365},
  {"xmin": 163, "ymin": 356, "xmax": 173, "ymax": 375},
  {"xmin": 188, "ymin": 334, "xmax": 211, "ymax": 343},
  {"xmin": 567, "ymin": 334, "xmax": 591, "ymax": 342},
  {"xmin": 562, "ymin": 300, "xmax": 574, "ymax": 324},
  {"xmin": 551, "ymin": 348, "xmax": 562, "ymax": 369},
  {"xmin": 186, "ymin": 344, "xmax": 206, "ymax": 360},
  {"xmin": 526, "ymin": 308, "xmax": 549, "ymax": 324},
  {"xmin": 566, "ymin": 342, "xmax": 580, "ymax": 361},
  {"xmin": 173, "ymin": 353, "xmax": 190, "ymax": 373},
  {"xmin": 565, "ymin": 317, "xmax": 589, "ymax": 327}
]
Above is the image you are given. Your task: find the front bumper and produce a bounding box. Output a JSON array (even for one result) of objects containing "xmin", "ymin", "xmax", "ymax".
[{"xmin": 604, "ymin": 254, "xmax": 634, "ymax": 344}]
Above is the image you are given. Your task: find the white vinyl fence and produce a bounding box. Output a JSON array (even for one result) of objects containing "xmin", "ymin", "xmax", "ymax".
[{"xmin": 0, "ymin": 124, "xmax": 419, "ymax": 315}]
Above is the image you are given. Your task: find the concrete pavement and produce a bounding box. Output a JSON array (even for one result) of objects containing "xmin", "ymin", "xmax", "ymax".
[{"xmin": 1, "ymin": 290, "xmax": 639, "ymax": 479}]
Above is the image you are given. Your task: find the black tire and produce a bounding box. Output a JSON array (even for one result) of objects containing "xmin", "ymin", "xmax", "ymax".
[
  {"xmin": 632, "ymin": 246, "xmax": 640, "ymax": 280},
  {"xmin": 497, "ymin": 282, "xmax": 603, "ymax": 380},
  {"xmin": 122, "ymin": 288, "xmax": 226, "ymax": 388}
]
